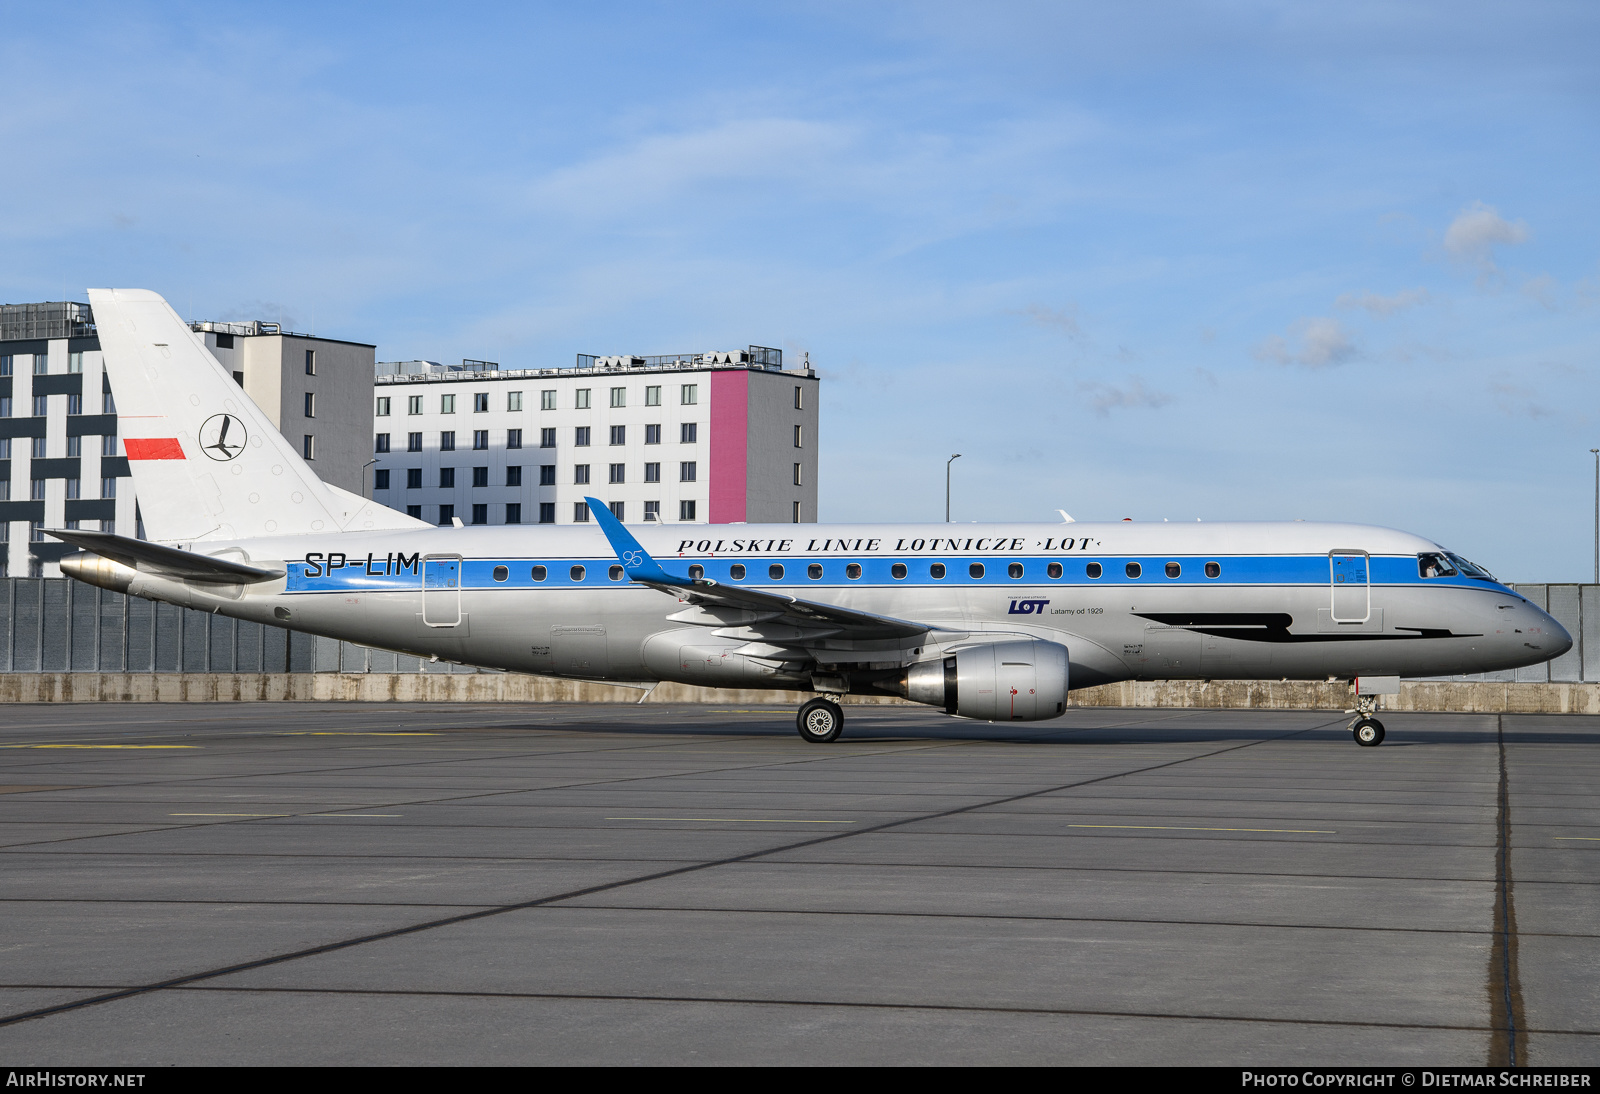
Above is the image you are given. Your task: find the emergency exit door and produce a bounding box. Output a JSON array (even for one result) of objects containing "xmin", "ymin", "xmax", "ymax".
[
  {"xmin": 423, "ymin": 555, "xmax": 462, "ymax": 626},
  {"xmin": 1329, "ymin": 550, "xmax": 1370, "ymax": 623}
]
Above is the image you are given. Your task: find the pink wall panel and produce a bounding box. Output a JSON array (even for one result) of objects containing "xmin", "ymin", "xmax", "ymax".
[{"xmin": 708, "ymin": 370, "xmax": 748, "ymax": 523}]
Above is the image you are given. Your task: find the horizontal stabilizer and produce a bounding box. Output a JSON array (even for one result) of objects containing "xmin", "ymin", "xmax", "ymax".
[{"xmin": 46, "ymin": 528, "xmax": 284, "ymax": 584}]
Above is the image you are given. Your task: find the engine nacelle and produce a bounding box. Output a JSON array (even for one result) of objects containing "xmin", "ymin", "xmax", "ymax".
[{"xmin": 902, "ymin": 639, "xmax": 1069, "ymax": 721}]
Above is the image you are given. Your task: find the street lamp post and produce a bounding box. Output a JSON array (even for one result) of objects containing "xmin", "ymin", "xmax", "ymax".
[
  {"xmin": 946, "ymin": 453, "xmax": 961, "ymax": 522},
  {"xmin": 1591, "ymin": 449, "xmax": 1598, "ymax": 584}
]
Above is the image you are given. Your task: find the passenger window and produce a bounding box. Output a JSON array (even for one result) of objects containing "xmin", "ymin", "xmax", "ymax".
[
  {"xmin": 769, "ymin": 563, "xmax": 785, "ymax": 580},
  {"xmin": 846, "ymin": 563, "xmax": 862, "ymax": 580},
  {"xmin": 730, "ymin": 564, "xmax": 746, "ymax": 580},
  {"xmin": 1047, "ymin": 562, "xmax": 1063, "ymax": 579},
  {"xmin": 1204, "ymin": 562, "xmax": 1221, "ymax": 579},
  {"xmin": 891, "ymin": 563, "xmax": 908, "ymax": 580},
  {"xmin": 1086, "ymin": 562, "xmax": 1102, "ymax": 579},
  {"xmin": 969, "ymin": 563, "xmax": 985, "ymax": 579},
  {"xmin": 570, "ymin": 565, "xmax": 585, "ymax": 581},
  {"xmin": 808, "ymin": 563, "xmax": 823, "ymax": 580},
  {"xmin": 1125, "ymin": 562, "xmax": 1141, "ymax": 579},
  {"xmin": 929, "ymin": 563, "xmax": 946, "ymax": 579},
  {"xmin": 1007, "ymin": 562, "xmax": 1023, "ymax": 579},
  {"xmin": 492, "ymin": 566, "xmax": 509, "ymax": 582},
  {"xmin": 609, "ymin": 565, "xmax": 624, "ymax": 581},
  {"xmin": 688, "ymin": 565, "xmax": 704, "ymax": 580},
  {"xmin": 1165, "ymin": 562, "xmax": 1180, "ymax": 578},
  {"xmin": 531, "ymin": 565, "xmax": 547, "ymax": 581}
]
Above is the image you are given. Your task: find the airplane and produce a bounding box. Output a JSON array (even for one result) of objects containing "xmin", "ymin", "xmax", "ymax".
[{"xmin": 50, "ymin": 289, "xmax": 1572, "ymax": 747}]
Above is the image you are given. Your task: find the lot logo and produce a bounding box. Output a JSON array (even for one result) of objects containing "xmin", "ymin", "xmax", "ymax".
[
  {"xmin": 1008, "ymin": 598, "xmax": 1049, "ymax": 615},
  {"xmin": 198, "ymin": 413, "xmax": 247, "ymax": 461}
]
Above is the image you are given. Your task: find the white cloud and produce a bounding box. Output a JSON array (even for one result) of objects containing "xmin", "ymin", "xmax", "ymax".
[
  {"xmin": 1443, "ymin": 201, "xmax": 1529, "ymax": 271},
  {"xmin": 1022, "ymin": 302, "xmax": 1082, "ymax": 338},
  {"xmin": 1079, "ymin": 376, "xmax": 1172, "ymax": 416},
  {"xmin": 1252, "ymin": 316, "xmax": 1357, "ymax": 368},
  {"xmin": 1336, "ymin": 287, "xmax": 1430, "ymax": 315}
]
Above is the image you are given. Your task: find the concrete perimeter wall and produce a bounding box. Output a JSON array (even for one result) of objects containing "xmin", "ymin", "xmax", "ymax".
[{"xmin": 3, "ymin": 673, "xmax": 1599, "ymax": 714}]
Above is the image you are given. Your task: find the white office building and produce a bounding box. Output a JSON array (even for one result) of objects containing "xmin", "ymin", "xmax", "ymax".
[{"xmin": 372, "ymin": 348, "xmax": 819, "ymax": 525}]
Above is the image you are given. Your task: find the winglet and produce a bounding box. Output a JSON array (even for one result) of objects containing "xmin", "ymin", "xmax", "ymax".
[{"xmin": 585, "ymin": 497, "xmax": 689, "ymax": 587}]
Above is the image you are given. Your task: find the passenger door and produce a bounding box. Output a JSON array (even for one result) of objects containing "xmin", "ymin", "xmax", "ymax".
[
  {"xmin": 422, "ymin": 555, "xmax": 463, "ymax": 627},
  {"xmin": 1329, "ymin": 550, "xmax": 1370, "ymax": 624}
]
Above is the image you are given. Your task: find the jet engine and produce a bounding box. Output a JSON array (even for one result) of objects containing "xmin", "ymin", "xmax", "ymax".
[{"xmin": 899, "ymin": 639, "xmax": 1069, "ymax": 721}]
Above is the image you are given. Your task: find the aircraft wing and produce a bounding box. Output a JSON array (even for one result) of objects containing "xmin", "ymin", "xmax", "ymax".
[
  {"xmin": 45, "ymin": 528, "xmax": 284, "ymax": 584},
  {"xmin": 585, "ymin": 498, "xmax": 928, "ymax": 643}
]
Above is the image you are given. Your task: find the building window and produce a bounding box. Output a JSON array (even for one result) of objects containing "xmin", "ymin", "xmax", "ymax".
[
  {"xmin": 474, "ymin": 393, "xmax": 489, "ymax": 413},
  {"xmin": 375, "ymin": 433, "xmax": 391, "ymax": 453},
  {"xmin": 540, "ymin": 427, "xmax": 556, "ymax": 448},
  {"xmin": 439, "ymin": 467, "xmax": 455, "ymax": 488},
  {"xmin": 33, "ymin": 395, "xmax": 48, "ymax": 416},
  {"xmin": 32, "ymin": 437, "xmax": 47, "ymax": 458},
  {"xmin": 539, "ymin": 502, "xmax": 555, "ymax": 524},
  {"xmin": 408, "ymin": 395, "xmax": 423, "ymax": 415},
  {"xmin": 0, "ymin": 438, "xmax": 9, "ymax": 457},
  {"xmin": 609, "ymin": 501, "xmax": 624, "ymax": 521},
  {"xmin": 679, "ymin": 500, "xmax": 696, "ymax": 521},
  {"xmin": 645, "ymin": 424, "xmax": 660, "ymax": 444},
  {"xmin": 506, "ymin": 503, "xmax": 522, "ymax": 524},
  {"xmin": 644, "ymin": 462, "xmax": 660, "ymax": 483},
  {"xmin": 102, "ymin": 478, "xmax": 117, "ymax": 499},
  {"xmin": 507, "ymin": 428, "xmax": 522, "ymax": 449},
  {"xmin": 610, "ymin": 425, "xmax": 625, "ymax": 446},
  {"xmin": 233, "ymin": 371, "xmax": 244, "ymax": 386},
  {"xmin": 472, "ymin": 466, "xmax": 489, "ymax": 488},
  {"xmin": 610, "ymin": 387, "xmax": 626, "ymax": 408},
  {"xmin": 793, "ymin": 463, "xmax": 803, "ymax": 485},
  {"xmin": 680, "ymin": 423, "xmax": 697, "ymax": 444},
  {"xmin": 793, "ymin": 500, "xmax": 801, "ymax": 523},
  {"xmin": 101, "ymin": 520, "xmax": 113, "ymax": 535},
  {"xmin": 103, "ymin": 392, "xmax": 116, "ymax": 414},
  {"xmin": 794, "ymin": 424, "xmax": 803, "ymax": 448},
  {"xmin": 645, "ymin": 385, "xmax": 661, "ymax": 406},
  {"xmin": 794, "ymin": 386, "xmax": 803, "ymax": 410},
  {"xmin": 303, "ymin": 435, "xmax": 315, "ymax": 459},
  {"xmin": 216, "ymin": 334, "xmax": 233, "ymax": 349},
  {"xmin": 67, "ymin": 394, "xmax": 82, "ymax": 415},
  {"xmin": 66, "ymin": 436, "xmax": 80, "ymax": 458},
  {"xmin": 574, "ymin": 464, "xmax": 590, "ymax": 485},
  {"xmin": 407, "ymin": 468, "xmax": 423, "ymax": 489},
  {"xmin": 374, "ymin": 469, "xmax": 390, "ymax": 490},
  {"xmin": 473, "ymin": 430, "xmax": 488, "ymax": 450},
  {"xmin": 304, "ymin": 392, "xmax": 315, "ymax": 417},
  {"xmin": 441, "ymin": 394, "xmax": 455, "ymax": 414},
  {"xmin": 507, "ymin": 391, "xmax": 523, "ymax": 412},
  {"xmin": 472, "ymin": 503, "xmax": 488, "ymax": 525},
  {"xmin": 575, "ymin": 388, "xmax": 591, "ymax": 409},
  {"xmin": 31, "ymin": 479, "xmax": 46, "ymax": 500},
  {"xmin": 30, "ymin": 520, "xmax": 46, "ymax": 540},
  {"xmin": 609, "ymin": 463, "xmax": 625, "ymax": 484},
  {"xmin": 305, "ymin": 349, "xmax": 316, "ymax": 375},
  {"xmin": 376, "ymin": 397, "xmax": 391, "ymax": 416},
  {"xmin": 574, "ymin": 502, "xmax": 590, "ymax": 523},
  {"xmin": 541, "ymin": 390, "xmax": 556, "ymax": 410},
  {"xmin": 575, "ymin": 426, "xmax": 590, "ymax": 447},
  {"xmin": 441, "ymin": 431, "xmax": 456, "ymax": 451},
  {"xmin": 0, "ymin": 396, "xmax": 10, "ymax": 417},
  {"xmin": 644, "ymin": 501, "xmax": 660, "ymax": 522},
  {"xmin": 102, "ymin": 435, "xmax": 117, "ymax": 456},
  {"xmin": 0, "ymin": 355, "xmax": 9, "ymax": 375},
  {"xmin": 681, "ymin": 384, "xmax": 697, "ymax": 405},
  {"xmin": 66, "ymin": 478, "xmax": 81, "ymax": 500},
  {"xmin": 34, "ymin": 354, "xmax": 48, "ymax": 375},
  {"xmin": 439, "ymin": 504, "xmax": 455, "ymax": 525},
  {"xmin": 506, "ymin": 466, "xmax": 522, "ymax": 486},
  {"xmin": 408, "ymin": 432, "xmax": 423, "ymax": 452},
  {"xmin": 540, "ymin": 464, "xmax": 556, "ymax": 486},
  {"xmin": 680, "ymin": 461, "xmax": 697, "ymax": 482}
]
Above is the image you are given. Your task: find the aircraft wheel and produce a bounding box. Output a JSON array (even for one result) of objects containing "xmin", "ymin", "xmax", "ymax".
[
  {"xmin": 797, "ymin": 698, "xmax": 844, "ymax": 743},
  {"xmin": 1353, "ymin": 718, "xmax": 1385, "ymax": 747}
]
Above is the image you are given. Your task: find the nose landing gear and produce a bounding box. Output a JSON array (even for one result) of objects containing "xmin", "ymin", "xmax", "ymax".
[{"xmin": 797, "ymin": 697, "xmax": 844, "ymax": 743}]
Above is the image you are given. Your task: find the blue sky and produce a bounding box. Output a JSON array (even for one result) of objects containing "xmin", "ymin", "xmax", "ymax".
[{"xmin": 4, "ymin": 2, "xmax": 1598, "ymax": 578}]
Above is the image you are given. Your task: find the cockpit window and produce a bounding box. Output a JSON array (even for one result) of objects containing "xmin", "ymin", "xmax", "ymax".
[
  {"xmin": 1445, "ymin": 552, "xmax": 1497, "ymax": 581},
  {"xmin": 1418, "ymin": 552, "xmax": 1457, "ymax": 579}
]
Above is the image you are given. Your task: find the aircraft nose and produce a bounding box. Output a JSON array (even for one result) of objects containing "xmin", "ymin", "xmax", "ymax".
[{"xmin": 1540, "ymin": 608, "xmax": 1574, "ymax": 660}]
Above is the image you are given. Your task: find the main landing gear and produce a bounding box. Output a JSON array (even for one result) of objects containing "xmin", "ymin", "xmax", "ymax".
[
  {"xmin": 797, "ymin": 697, "xmax": 844, "ymax": 743},
  {"xmin": 1347, "ymin": 694, "xmax": 1385, "ymax": 747}
]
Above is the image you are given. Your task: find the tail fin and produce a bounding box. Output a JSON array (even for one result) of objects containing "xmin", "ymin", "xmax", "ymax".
[{"xmin": 88, "ymin": 288, "xmax": 427, "ymax": 542}]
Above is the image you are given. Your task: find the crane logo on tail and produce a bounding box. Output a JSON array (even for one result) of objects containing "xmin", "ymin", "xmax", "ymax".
[{"xmin": 198, "ymin": 413, "xmax": 248, "ymax": 461}]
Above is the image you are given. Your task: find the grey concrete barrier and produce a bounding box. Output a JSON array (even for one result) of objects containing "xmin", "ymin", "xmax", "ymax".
[{"xmin": 3, "ymin": 672, "xmax": 1600, "ymax": 713}]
